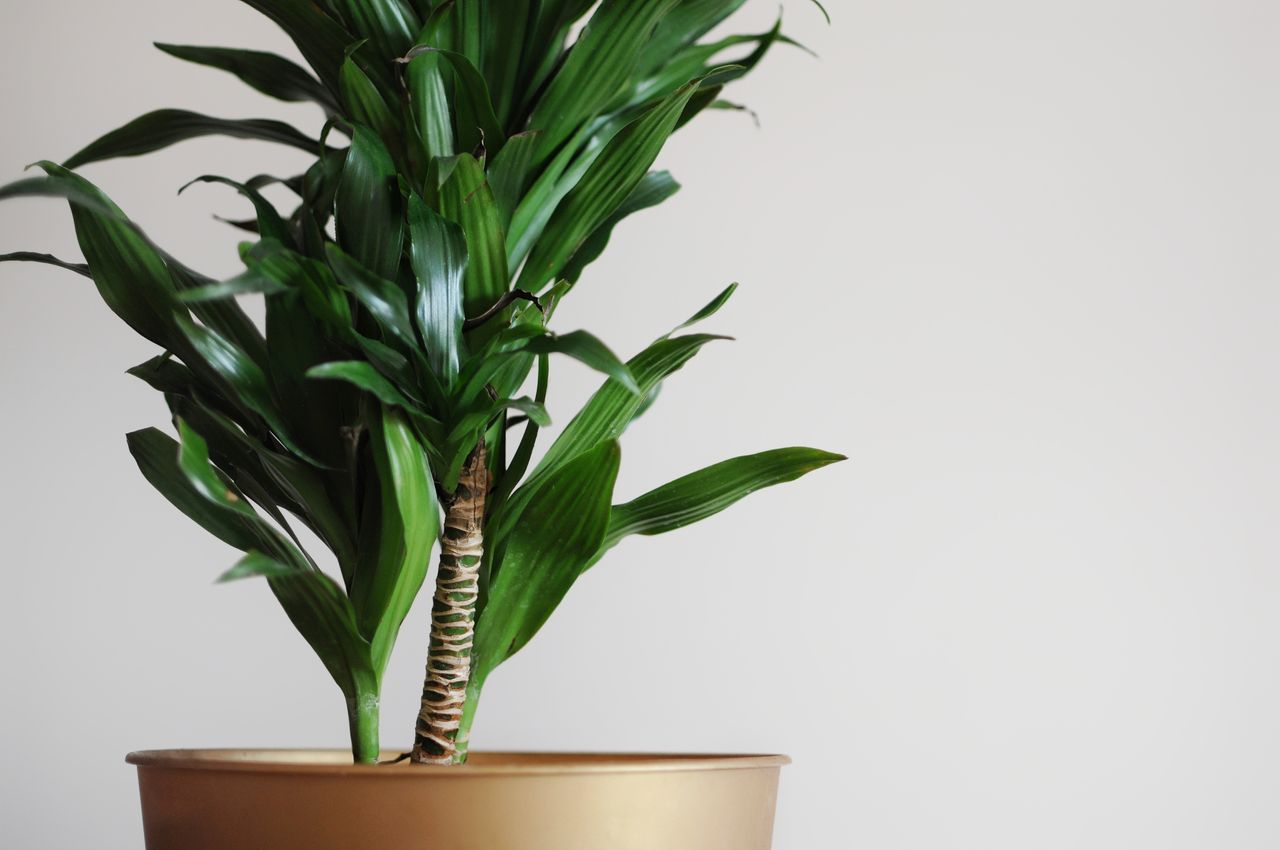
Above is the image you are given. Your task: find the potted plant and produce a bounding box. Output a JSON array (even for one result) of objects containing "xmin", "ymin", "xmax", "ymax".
[{"xmin": 2, "ymin": 1, "xmax": 840, "ymax": 848}]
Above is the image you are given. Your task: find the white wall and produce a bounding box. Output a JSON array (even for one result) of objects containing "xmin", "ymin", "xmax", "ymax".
[{"xmin": 3, "ymin": 1, "xmax": 1278, "ymax": 848}]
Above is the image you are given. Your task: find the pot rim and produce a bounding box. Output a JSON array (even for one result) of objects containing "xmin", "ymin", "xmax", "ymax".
[{"xmin": 125, "ymin": 749, "xmax": 791, "ymax": 776}]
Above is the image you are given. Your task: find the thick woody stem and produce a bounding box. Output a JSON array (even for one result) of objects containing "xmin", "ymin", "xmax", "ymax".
[{"xmin": 411, "ymin": 443, "xmax": 488, "ymax": 765}]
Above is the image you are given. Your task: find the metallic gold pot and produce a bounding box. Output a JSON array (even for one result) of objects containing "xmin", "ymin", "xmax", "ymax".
[{"xmin": 127, "ymin": 749, "xmax": 789, "ymax": 850}]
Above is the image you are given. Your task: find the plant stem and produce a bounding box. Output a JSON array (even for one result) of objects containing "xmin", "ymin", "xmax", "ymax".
[
  {"xmin": 412, "ymin": 443, "xmax": 488, "ymax": 765},
  {"xmin": 347, "ymin": 690, "xmax": 381, "ymax": 765}
]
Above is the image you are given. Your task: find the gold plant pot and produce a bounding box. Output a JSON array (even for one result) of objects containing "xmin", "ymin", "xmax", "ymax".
[{"xmin": 127, "ymin": 749, "xmax": 790, "ymax": 850}]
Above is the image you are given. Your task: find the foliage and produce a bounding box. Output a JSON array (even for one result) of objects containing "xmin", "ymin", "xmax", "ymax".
[{"xmin": 1, "ymin": 0, "xmax": 841, "ymax": 763}]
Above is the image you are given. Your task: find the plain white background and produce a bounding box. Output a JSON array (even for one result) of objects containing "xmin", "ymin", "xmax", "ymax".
[{"xmin": 2, "ymin": 1, "xmax": 1278, "ymax": 847}]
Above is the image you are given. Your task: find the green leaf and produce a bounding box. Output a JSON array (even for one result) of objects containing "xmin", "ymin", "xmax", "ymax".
[
  {"xmin": 127, "ymin": 427, "xmax": 259, "ymax": 551},
  {"xmin": 175, "ymin": 269, "xmax": 290, "ymax": 302},
  {"xmin": 598, "ymin": 448, "xmax": 846, "ymax": 558},
  {"xmin": 674, "ymin": 282, "xmax": 737, "ymax": 333},
  {"xmin": 404, "ymin": 49, "xmax": 455, "ymax": 163},
  {"xmin": 336, "ymin": 126, "xmax": 405, "ymax": 282},
  {"xmin": 403, "ymin": 46, "xmax": 505, "ymax": 156},
  {"xmin": 235, "ymin": 0, "xmax": 356, "ymax": 93},
  {"xmin": 408, "ymin": 194, "xmax": 468, "ymax": 385},
  {"xmin": 636, "ymin": 0, "xmax": 747, "ymax": 76},
  {"xmin": 439, "ymin": 154, "xmax": 508, "ymax": 319},
  {"xmin": 325, "ymin": 244, "xmax": 419, "ymax": 352},
  {"xmin": 486, "ymin": 131, "xmax": 540, "ymax": 229},
  {"xmin": 350, "ymin": 408, "xmax": 440, "ymax": 677},
  {"xmin": 560, "ymin": 170, "xmax": 680, "ymax": 283},
  {"xmin": 176, "ymin": 313, "xmax": 321, "ymax": 465},
  {"xmin": 306, "ymin": 361, "xmax": 421, "ymax": 411},
  {"xmin": 340, "ymin": 52, "xmax": 401, "ymax": 149},
  {"xmin": 473, "ymin": 440, "xmax": 620, "ymax": 674},
  {"xmin": 527, "ymin": 0, "xmax": 680, "ymax": 166},
  {"xmin": 179, "ymin": 175, "xmax": 293, "ymax": 246},
  {"xmin": 522, "ymin": 330, "xmax": 639, "ymax": 394},
  {"xmin": 531, "ymin": 333, "xmax": 726, "ymax": 480},
  {"xmin": 331, "ymin": 0, "xmax": 419, "ymax": 64},
  {"xmin": 517, "ymin": 81, "xmax": 700, "ymax": 291},
  {"xmin": 0, "ymin": 251, "xmax": 89, "ymax": 278},
  {"xmin": 154, "ymin": 43, "xmax": 338, "ymax": 111},
  {"xmin": 218, "ymin": 550, "xmax": 297, "ymax": 582},
  {"xmin": 64, "ymin": 110, "xmax": 321, "ymax": 170}
]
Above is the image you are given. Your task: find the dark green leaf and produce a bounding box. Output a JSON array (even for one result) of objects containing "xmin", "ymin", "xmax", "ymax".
[
  {"xmin": 154, "ymin": 43, "xmax": 338, "ymax": 111},
  {"xmin": 336, "ymin": 126, "xmax": 404, "ymax": 281},
  {"xmin": 235, "ymin": 0, "xmax": 356, "ymax": 93},
  {"xmin": 0, "ymin": 251, "xmax": 89, "ymax": 278},
  {"xmin": 307, "ymin": 361, "xmax": 421, "ymax": 411},
  {"xmin": 65, "ymin": 110, "xmax": 321, "ymax": 170},
  {"xmin": 408, "ymin": 194, "xmax": 467, "ymax": 385},
  {"xmin": 218, "ymin": 550, "xmax": 297, "ymax": 582}
]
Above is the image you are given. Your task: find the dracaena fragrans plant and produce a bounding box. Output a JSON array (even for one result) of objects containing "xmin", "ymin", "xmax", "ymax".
[{"xmin": 2, "ymin": 0, "xmax": 840, "ymax": 765}]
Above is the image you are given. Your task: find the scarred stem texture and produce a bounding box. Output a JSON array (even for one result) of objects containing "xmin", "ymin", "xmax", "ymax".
[{"xmin": 412, "ymin": 443, "xmax": 487, "ymax": 765}]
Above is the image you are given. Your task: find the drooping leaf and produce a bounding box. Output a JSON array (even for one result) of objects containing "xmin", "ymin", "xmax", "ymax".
[
  {"xmin": 340, "ymin": 51, "xmax": 402, "ymax": 149},
  {"xmin": 154, "ymin": 43, "xmax": 339, "ymax": 111},
  {"xmin": 522, "ymin": 330, "xmax": 639, "ymax": 394},
  {"xmin": 325, "ymin": 244, "xmax": 419, "ymax": 352},
  {"xmin": 179, "ymin": 175, "xmax": 293, "ymax": 246},
  {"xmin": 306, "ymin": 361, "xmax": 422, "ymax": 411},
  {"xmin": 64, "ymin": 110, "xmax": 322, "ymax": 170},
  {"xmin": 486, "ymin": 131, "xmax": 540, "ymax": 229},
  {"xmin": 235, "ymin": 0, "xmax": 356, "ymax": 93},
  {"xmin": 0, "ymin": 252, "xmax": 90, "ymax": 278}
]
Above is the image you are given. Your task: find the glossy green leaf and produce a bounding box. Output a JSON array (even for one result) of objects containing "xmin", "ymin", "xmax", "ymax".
[
  {"xmin": 236, "ymin": 0, "xmax": 355, "ymax": 92},
  {"xmin": 336, "ymin": 126, "xmax": 404, "ymax": 282},
  {"xmin": 598, "ymin": 447, "xmax": 846, "ymax": 557},
  {"xmin": 486, "ymin": 131, "xmax": 539, "ymax": 229},
  {"xmin": 527, "ymin": 0, "xmax": 680, "ymax": 165},
  {"xmin": 180, "ymin": 175, "xmax": 293, "ymax": 246},
  {"xmin": 560, "ymin": 170, "xmax": 680, "ymax": 283},
  {"xmin": 403, "ymin": 46, "xmax": 505, "ymax": 156},
  {"xmin": 351, "ymin": 408, "xmax": 439, "ymax": 676},
  {"xmin": 404, "ymin": 49, "xmax": 455, "ymax": 164},
  {"xmin": 154, "ymin": 43, "xmax": 338, "ymax": 111},
  {"xmin": 340, "ymin": 53, "xmax": 401, "ymax": 149},
  {"xmin": 64, "ymin": 110, "xmax": 321, "ymax": 170},
  {"xmin": 517, "ymin": 81, "xmax": 700, "ymax": 291},
  {"xmin": 522, "ymin": 330, "xmax": 639, "ymax": 394},
  {"xmin": 325, "ymin": 244, "xmax": 419, "ymax": 352},
  {"xmin": 473, "ymin": 440, "xmax": 620, "ymax": 674},
  {"xmin": 306, "ymin": 361, "xmax": 421, "ymax": 411},
  {"xmin": 531, "ymin": 333, "xmax": 727, "ymax": 480},
  {"xmin": 440, "ymin": 154, "xmax": 508, "ymax": 319},
  {"xmin": 332, "ymin": 0, "xmax": 419, "ymax": 64},
  {"xmin": 127, "ymin": 427, "xmax": 259, "ymax": 551},
  {"xmin": 408, "ymin": 194, "xmax": 468, "ymax": 385}
]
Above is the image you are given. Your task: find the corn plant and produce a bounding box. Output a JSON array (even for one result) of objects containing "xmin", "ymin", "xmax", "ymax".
[{"xmin": 1, "ymin": 0, "xmax": 840, "ymax": 765}]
